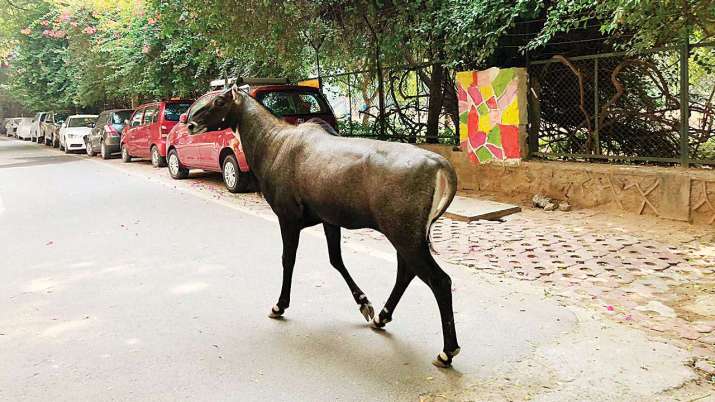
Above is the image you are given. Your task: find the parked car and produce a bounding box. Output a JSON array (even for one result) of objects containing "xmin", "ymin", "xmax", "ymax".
[
  {"xmin": 3, "ymin": 118, "xmax": 19, "ymax": 137},
  {"xmin": 166, "ymin": 83, "xmax": 336, "ymax": 192},
  {"xmin": 59, "ymin": 114, "xmax": 98, "ymax": 153},
  {"xmin": 121, "ymin": 99, "xmax": 193, "ymax": 167},
  {"xmin": 85, "ymin": 109, "xmax": 133, "ymax": 159},
  {"xmin": 41, "ymin": 112, "xmax": 67, "ymax": 147},
  {"xmin": 30, "ymin": 112, "xmax": 50, "ymax": 143},
  {"xmin": 15, "ymin": 117, "xmax": 34, "ymax": 140}
]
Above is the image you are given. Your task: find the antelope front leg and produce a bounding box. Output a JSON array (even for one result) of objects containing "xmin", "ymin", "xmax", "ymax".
[
  {"xmin": 269, "ymin": 221, "xmax": 301, "ymax": 319},
  {"xmin": 323, "ymin": 223, "xmax": 374, "ymax": 321}
]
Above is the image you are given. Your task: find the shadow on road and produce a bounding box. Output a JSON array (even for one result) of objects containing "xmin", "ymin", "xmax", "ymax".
[{"xmin": 0, "ymin": 155, "xmax": 81, "ymax": 169}]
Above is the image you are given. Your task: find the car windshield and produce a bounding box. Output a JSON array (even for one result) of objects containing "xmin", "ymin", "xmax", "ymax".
[
  {"xmin": 164, "ymin": 102, "xmax": 192, "ymax": 122},
  {"xmin": 256, "ymin": 90, "xmax": 330, "ymax": 117},
  {"xmin": 67, "ymin": 117, "xmax": 96, "ymax": 128},
  {"xmin": 113, "ymin": 111, "xmax": 133, "ymax": 124}
]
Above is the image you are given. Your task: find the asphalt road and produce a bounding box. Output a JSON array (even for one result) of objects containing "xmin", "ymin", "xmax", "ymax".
[{"xmin": 0, "ymin": 137, "xmax": 703, "ymax": 401}]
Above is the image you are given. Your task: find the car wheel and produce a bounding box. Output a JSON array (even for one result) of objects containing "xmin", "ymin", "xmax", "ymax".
[
  {"xmin": 63, "ymin": 139, "xmax": 70, "ymax": 154},
  {"xmin": 151, "ymin": 146, "xmax": 166, "ymax": 168},
  {"xmin": 86, "ymin": 141, "xmax": 95, "ymax": 157},
  {"xmin": 100, "ymin": 141, "xmax": 111, "ymax": 160},
  {"xmin": 222, "ymin": 154, "xmax": 248, "ymax": 193},
  {"xmin": 121, "ymin": 144, "xmax": 132, "ymax": 163},
  {"xmin": 167, "ymin": 149, "xmax": 189, "ymax": 179},
  {"xmin": 53, "ymin": 135, "xmax": 59, "ymax": 148}
]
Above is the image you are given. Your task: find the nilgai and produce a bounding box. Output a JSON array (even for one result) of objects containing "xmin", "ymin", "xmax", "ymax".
[{"xmin": 187, "ymin": 86, "xmax": 460, "ymax": 367}]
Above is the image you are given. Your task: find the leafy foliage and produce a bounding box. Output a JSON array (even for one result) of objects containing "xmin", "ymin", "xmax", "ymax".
[{"xmin": 0, "ymin": 0, "xmax": 711, "ymax": 117}]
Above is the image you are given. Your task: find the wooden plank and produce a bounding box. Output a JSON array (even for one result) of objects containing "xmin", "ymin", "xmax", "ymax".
[{"xmin": 444, "ymin": 196, "xmax": 522, "ymax": 222}]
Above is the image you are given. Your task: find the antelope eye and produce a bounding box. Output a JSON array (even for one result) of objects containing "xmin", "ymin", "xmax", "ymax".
[{"xmin": 214, "ymin": 97, "xmax": 225, "ymax": 107}]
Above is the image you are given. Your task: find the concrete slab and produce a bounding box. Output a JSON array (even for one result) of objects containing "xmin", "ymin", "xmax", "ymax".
[{"xmin": 444, "ymin": 195, "xmax": 521, "ymax": 222}]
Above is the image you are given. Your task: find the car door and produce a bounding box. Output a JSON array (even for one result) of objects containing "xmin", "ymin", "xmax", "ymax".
[
  {"xmin": 126, "ymin": 108, "xmax": 144, "ymax": 154},
  {"xmin": 92, "ymin": 113, "xmax": 107, "ymax": 149},
  {"xmin": 140, "ymin": 105, "xmax": 158, "ymax": 157},
  {"xmin": 177, "ymin": 95, "xmax": 212, "ymax": 168}
]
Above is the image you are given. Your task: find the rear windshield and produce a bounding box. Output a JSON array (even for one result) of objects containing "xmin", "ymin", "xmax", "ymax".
[
  {"xmin": 256, "ymin": 90, "xmax": 330, "ymax": 117},
  {"xmin": 113, "ymin": 111, "xmax": 133, "ymax": 124},
  {"xmin": 67, "ymin": 117, "xmax": 96, "ymax": 128},
  {"xmin": 164, "ymin": 102, "xmax": 192, "ymax": 122}
]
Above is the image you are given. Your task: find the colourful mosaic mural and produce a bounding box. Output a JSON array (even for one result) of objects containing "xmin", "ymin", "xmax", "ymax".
[{"xmin": 457, "ymin": 67, "xmax": 523, "ymax": 164}]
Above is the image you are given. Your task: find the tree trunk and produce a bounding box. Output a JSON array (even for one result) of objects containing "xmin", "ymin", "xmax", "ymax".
[
  {"xmin": 441, "ymin": 71, "xmax": 461, "ymax": 146},
  {"xmin": 426, "ymin": 63, "xmax": 445, "ymax": 144}
]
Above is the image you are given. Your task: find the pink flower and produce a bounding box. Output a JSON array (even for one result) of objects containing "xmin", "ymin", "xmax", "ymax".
[
  {"xmin": 20, "ymin": 28, "xmax": 31, "ymax": 35},
  {"xmin": 53, "ymin": 30, "xmax": 66, "ymax": 38},
  {"xmin": 606, "ymin": 305, "xmax": 614, "ymax": 311},
  {"xmin": 82, "ymin": 26, "xmax": 97, "ymax": 35},
  {"xmin": 59, "ymin": 12, "xmax": 71, "ymax": 22},
  {"xmin": 147, "ymin": 17, "xmax": 156, "ymax": 25},
  {"xmin": 70, "ymin": 21, "xmax": 78, "ymax": 27},
  {"xmin": 40, "ymin": 20, "xmax": 50, "ymax": 26},
  {"xmin": 42, "ymin": 29, "xmax": 50, "ymax": 36},
  {"xmin": 142, "ymin": 45, "xmax": 150, "ymax": 54}
]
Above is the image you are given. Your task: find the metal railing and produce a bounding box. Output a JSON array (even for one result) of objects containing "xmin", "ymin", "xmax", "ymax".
[
  {"xmin": 527, "ymin": 42, "xmax": 715, "ymax": 167},
  {"xmin": 307, "ymin": 63, "xmax": 459, "ymax": 145}
]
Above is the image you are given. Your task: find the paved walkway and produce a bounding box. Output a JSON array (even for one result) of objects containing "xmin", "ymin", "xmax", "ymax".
[{"xmin": 428, "ymin": 207, "xmax": 715, "ymax": 365}]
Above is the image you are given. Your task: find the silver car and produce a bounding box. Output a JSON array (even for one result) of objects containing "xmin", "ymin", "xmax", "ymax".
[
  {"xmin": 15, "ymin": 117, "xmax": 34, "ymax": 140},
  {"xmin": 30, "ymin": 112, "xmax": 50, "ymax": 143}
]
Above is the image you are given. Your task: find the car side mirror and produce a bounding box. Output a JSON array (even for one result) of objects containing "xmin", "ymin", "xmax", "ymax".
[{"xmin": 179, "ymin": 113, "xmax": 188, "ymax": 124}]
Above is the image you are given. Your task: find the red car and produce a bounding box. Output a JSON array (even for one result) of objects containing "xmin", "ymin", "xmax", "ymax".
[
  {"xmin": 121, "ymin": 99, "xmax": 194, "ymax": 167},
  {"xmin": 166, "ymin": 84, "xmax": 336, "ymax": 192}
]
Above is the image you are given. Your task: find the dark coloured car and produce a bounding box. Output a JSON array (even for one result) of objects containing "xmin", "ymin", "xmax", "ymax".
[{"xmin": 85, "ymin": 109, "xmax": 134, "ymax": 159}]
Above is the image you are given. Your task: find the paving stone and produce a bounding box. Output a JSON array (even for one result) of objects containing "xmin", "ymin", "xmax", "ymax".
[
  {"xmin": 694, "ymin": 359, "xmax": 715, "ymax": 375},
  {"xmin": 698, "ymin": 335, "xmax": 715, "ymax": 345},
  {"xmin": 677, "ymin": 328, "xmax": 702, "ymax": 340}
]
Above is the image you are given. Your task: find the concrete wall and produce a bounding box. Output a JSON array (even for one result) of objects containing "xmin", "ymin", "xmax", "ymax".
[{"xmin": 421, "ymin": 144, "xmax": 715, "ymax": 226}]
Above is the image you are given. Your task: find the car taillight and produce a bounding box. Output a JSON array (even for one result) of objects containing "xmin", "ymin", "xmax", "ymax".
[
  {"xmin": 106, "ymin": 125, "xmax": 120, "ymax": 136},
  {"xmin": 161, "ymin": 125, "xmax": 169, "ymax": 138}
]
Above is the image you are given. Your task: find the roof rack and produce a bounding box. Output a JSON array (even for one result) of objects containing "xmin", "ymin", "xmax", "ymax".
[{"xmin": 209, "ymin": 77, "xmax": 289, "ymax": 90}]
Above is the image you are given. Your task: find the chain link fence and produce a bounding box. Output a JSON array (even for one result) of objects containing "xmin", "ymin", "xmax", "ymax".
[
  {"xmin": 528, "ymin": 42, "xmax": 715, "ymax": 167},
  {"xmin": 315, "ymin": 64, "xmax": 459, "ymax": 144}
]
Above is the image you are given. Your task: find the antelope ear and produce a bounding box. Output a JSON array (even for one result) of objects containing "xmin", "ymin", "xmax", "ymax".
[{"xmin": 230, "ymin": 84, "xmax": 242, "ymax": 104}]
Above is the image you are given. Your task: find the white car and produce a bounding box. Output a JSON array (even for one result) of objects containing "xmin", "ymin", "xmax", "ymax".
[
  {"xmin": 15, "ymin": 117, "xmax": 34, "ymax": 140},
  {"xmin": 4, "ymin": 118, "xmax": 22, "ymax": 137},
  {"xmin": 59, "ymin": 114, "xmax": 98, "ymax": 153}
]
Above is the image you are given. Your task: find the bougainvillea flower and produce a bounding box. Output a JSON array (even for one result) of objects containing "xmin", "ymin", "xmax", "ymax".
[
  {"xmin": 147, "ymin": 18, "xmax": 157, "ymax": 25},
  {"xmin": 42, "ymin": 29, "xmax": 50, "ymax": 36},
  {"xmin": 82, "ymin": 26, "xmax": 97, "ymax": 35},
  {"xmin": 70, "ymin": 21, "xmax": 78, "ymax": 27},
  {"xmin": 59, "ymin": 12, "xmax": 71, "ymax": 22},
  {"xmin": 20, "ymin": 28, "xmax": 31, "ymax": 35},
  {"xmin": 40, "ymin": 20, "xmax": 50, "ymax": 26}
]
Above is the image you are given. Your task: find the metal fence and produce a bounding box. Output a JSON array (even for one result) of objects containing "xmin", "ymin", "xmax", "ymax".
[
  {"xmin": 314, "ymin": 64, "xmax": 459, "ymax": 145},
  {"xmin": 527, "ymin": 42, "xmax": 715, "ymax": 167}
]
